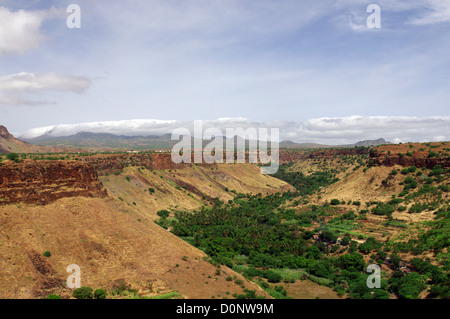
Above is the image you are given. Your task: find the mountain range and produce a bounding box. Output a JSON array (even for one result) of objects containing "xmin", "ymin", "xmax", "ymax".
[{"xmin": 19, "ymin": 130, "xmax": 390, "ymax": 152}]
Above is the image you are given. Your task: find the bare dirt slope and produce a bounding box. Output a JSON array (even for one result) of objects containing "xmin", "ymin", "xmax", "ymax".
[
  {"xmin": 0, "ymin": 197, "xmax": 270, "ymax": 299},
  {"xmin": 100, "ymin": 163, "xmax": 294, "ymax": 220}
]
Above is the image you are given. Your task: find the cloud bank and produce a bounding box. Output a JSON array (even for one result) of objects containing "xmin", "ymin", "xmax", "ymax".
[{"xmin": 17, "ymin": 116, "xmax": 450, "ymax": 145}]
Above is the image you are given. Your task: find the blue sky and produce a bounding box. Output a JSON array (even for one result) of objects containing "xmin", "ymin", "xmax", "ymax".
[{"xmin": 1, "ymin": 0, "xmax": 449, "ymax": 143}]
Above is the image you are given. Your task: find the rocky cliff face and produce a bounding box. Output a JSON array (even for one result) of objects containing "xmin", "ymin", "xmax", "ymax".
[
  {"xmin": 369, "ymin": 149, "xmax": 450, "ymax": 168},
  {"xmin": 0, "ymin": 125, "xmax": 55, "ymax": 154},
  {"xmin": 0, "ymin": 125, "xmax": 14, "ymax": 140},
  {"xmin": 0, "ymin": 160, "xmax": 107, "ymax": 205},
  {"xmin": 279, "ymin": 148, "xmax": 369, "ymax": 164}
]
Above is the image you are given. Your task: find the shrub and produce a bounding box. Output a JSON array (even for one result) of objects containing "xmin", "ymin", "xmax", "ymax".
[
  {"xmin": 407, "ymin": 166, "xmax": 417, "ymax": 173},
  {"xmin": 264, "ymin": 270, "xmax": 282, "ymax": 283},
  {"xmin": 157, "ymin": 210, "xmax": 170, "ymax": 218},
  {"xmin": 94, "ymin": 289, "xmax": 107, "ymax": 299},
  {"xmin": 6, "ymin": 153, "xmax": 20, "ymax": 162},
  {"xmin": 244, "ymin": 267, "xmax": 262, "ymax": 278},
  {"xmin": 403, "ymin": 177, "xmax": 418, "ymax": 190},
  {"xmin": 371, "ymin": 203, "xmax": 395, "ymax": 216},
  {"xmin": 46, "ymin": 294, "xmax": 61, "ymax": 299},
  {"xmin": 330, "ymin": 199, "xmax": 340, "ymax": 205},
  {"xmin": 148, "ymin": 187, "xmax": 155, "ymax": 193},
  {"xmin": 400, "ymin": 168, "xmax": 409, "ymax": 175},
  {"xmin": 73, "ymin": 287, "xmax": 93, "ymax": 299},
  {"xmin": 43, "ymin": 251, "xmax": 51, "ymax": 258},
  {"xmin": 234, "ymin": 279, "xmax": 244, "ymax": 285}
]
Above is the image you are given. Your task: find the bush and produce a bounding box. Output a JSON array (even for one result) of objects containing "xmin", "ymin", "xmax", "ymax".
[
  {"xmin": 73, "ymin": 287, "xmax": 93, "ymax": 299},
  {"xmin": 46, "ymin": 294, "xmax": 61, "ymax": 299},
  {"xmin": 6, "ymin": 153, "xmax": 20, "ymax": 163},
  {"xmin": 94, "ymin": 289, "xmax": 107, "ymax": 299},
  {"xmin": 43, "ymin": 251, "xmax": 51, "ymax": 258},
  {"xmin": 330, "ymin": 199, "xmax": 340, "ymax": 205},
  {"xmin": 264, "ymin": 270, "xmax": 282, "ymax": 283},
  {"xmin": 234, "ymin": 279, "xmax": 244, "ymax": 285},
  {"xmin": 400, "ymin": 168, "xmax": 409, "ymax": 175},
  {"xmin": 371, "ymin": 203, "xmax": 395, "ymax": 216},
  {"xmin": 407, "ymin": 166, "xmax": 417, "ymax": 173},
  {"xmin": 157, "ymin": 210, "xmax": 170, "ymax": 218},
  {"xmin": 148, "ymin": 187, "xmax": 155, "ymax": 193},
  {"xmin": 244, "ymin": 267, "xmax": 262, "ymax": 278}
]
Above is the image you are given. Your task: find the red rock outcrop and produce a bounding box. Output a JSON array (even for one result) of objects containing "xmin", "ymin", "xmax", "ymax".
[
  {"xmin": 369, "ymin": 149, "xmax": 450, "ymax": 168},
  {"xmin": 0, "ymin": 160, "xmax": 107, "ymax": 205},
  {"xmin": 278, "ymin": 148, "xmax": 369, "ymax": 164}
]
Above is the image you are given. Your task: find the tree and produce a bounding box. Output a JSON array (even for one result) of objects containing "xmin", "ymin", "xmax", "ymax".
[
  {"xmin": 307, "ymin": 259, "xmax": 333, "ymax": 279},
  {"xmin": 337, "ymin": 252, "xmax": 365, "ymax": 272}
]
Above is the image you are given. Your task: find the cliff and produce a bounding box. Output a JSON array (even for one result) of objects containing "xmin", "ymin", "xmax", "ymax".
[
  {"xmin": 369, "ymin": 142, "xmax": 450, "ymax": 168},
  {"xmin": 0, "ymin": 160, "xmax": 107, "ymax": 205}
]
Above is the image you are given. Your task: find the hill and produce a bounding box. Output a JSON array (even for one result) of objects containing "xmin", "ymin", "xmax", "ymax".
[
  {"xmin": 1, "ymin": 140, "xmax": 449, "ymax": 300},
  {"xmin": 279, "ymin": 138, "xmax": 389, "ymax": 149},
  {"xmin": 0, "ymin": 125, "xmax": 56, "ymax": 154},
  {"xmin": 22, "ymin": 128, "xmax": 390, "ymax": 152},
  {"xmin": 0, "ymin": 154, "xmax": 292, "ymax": 299}
]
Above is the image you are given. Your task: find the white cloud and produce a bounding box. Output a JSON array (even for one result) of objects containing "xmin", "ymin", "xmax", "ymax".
[
  {"xmin": 0, "ymin": 72, "xmax": 91, "ymax": 106},
  {"xmin": 408, "ymin": 0, "xmax": 450, "ymax": 25},
  {"xmin": 17, "ymin": 116, "xmax": 450, "ymax": 145},
  {"xmin": 0, "ymin": 6, "xmax": 62, "ymax": 56}
]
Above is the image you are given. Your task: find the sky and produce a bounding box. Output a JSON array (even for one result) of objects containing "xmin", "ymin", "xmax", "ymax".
[{"xmin": 0, "ymin": 0, "xmax": 449, "ymax": 144}]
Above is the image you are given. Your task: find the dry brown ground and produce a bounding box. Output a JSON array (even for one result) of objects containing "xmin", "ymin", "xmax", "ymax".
[
  {"xmin": 0, "ymin": 197, "xmax": 271, "ymax": 299},
  {"xmin": 0, "ymin": 163, "xmax": 291, "ymax": 299},
  {"xmin": 283, "ymin": 280, "xmax": 342, "ymax": 299},
  {"xmin": 100, "ymin": 163, "xmax": 294, "ymax": 220}
]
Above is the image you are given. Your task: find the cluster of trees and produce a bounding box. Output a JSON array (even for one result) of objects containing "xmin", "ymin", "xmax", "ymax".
[
  {"xmin": 154, "ymin": 160, "xmax": 449, "ymax": 299},
  {"xmin": 270, "ymin": 164, "xmax": 339, "ymax": 195}
]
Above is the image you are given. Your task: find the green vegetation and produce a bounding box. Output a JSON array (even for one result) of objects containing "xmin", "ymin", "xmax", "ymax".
[
  {"xmin": 154, "ymin": 151, "xmax": 450, "ymax": 300},
  {"xmin": 270, "ymin": 163, "xmax": 339, "ymax": 194},
  {"xmin": 6, "ymin": 153, "xmax": 20, "ymax": 163},
  {"xmin": 94, "ymin": 289, "xmax": 107, "ymax": 299},
  {"xmin": 73, "ymin": 287, "xmax": 94, "ymax": 299}
]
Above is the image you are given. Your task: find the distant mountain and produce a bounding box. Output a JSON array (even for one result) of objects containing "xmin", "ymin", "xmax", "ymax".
[
  {"xmin": 279, "ymin": 140, "xmax": 332, "ymax": 149},
  {"xmin": 279, "ymin": 138, "xmax": 390, "ymax": 149},
  {"xmin": 0, "ymin": 125, "xmax": 53, "ymax": 154},
  {"xmin": 24, "ymin": 132, "xmax": 177, "ymax": 151},
  {"xmin": 351, "ymin": 138, "xmax": 390, "ymax": 147},
  {"xmin": 23, "ymin": 129, "xmax": 390, "ymax": 151}
]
